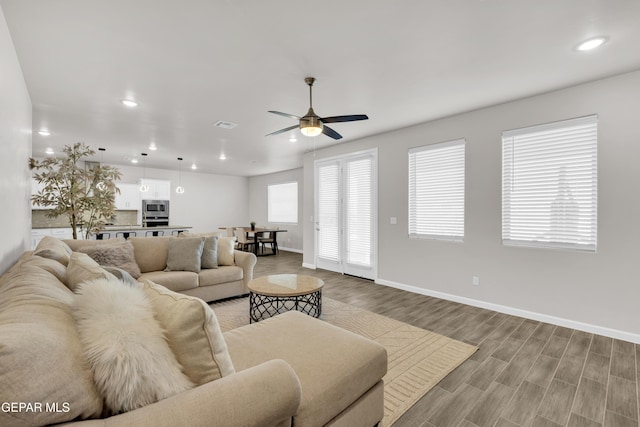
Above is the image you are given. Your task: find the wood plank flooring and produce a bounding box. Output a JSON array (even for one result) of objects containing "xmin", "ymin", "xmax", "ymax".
[{"xmin": 252, "ymin": 251, "xmax": 639, "ymax": 427}]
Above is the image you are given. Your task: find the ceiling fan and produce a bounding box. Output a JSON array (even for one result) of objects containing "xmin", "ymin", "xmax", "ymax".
[{"xmin": 266, "ymin": 77, "xmax": 368, "ymax": 140}]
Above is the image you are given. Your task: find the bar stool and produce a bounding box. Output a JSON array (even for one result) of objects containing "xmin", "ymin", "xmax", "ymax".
[
  {"xmin": 115, "ymin": 231, "xmax": 137, "ymax": 240},
  {"xmin": 145, "ymin": 230, "xmax": 165, "ymax": 237},
  {"xmin": 95, "ymin": 232, "xmax": 111, "ymax": 240}
]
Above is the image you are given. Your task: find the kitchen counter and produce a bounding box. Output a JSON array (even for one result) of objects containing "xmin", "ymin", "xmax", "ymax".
[{"xmin": 102, "ymin": 225, "xmax": 192, "ymax": 231}]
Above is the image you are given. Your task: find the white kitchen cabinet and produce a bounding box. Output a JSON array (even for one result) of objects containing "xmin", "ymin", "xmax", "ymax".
[
  {"xmin": 31, "ymin": 227, "xmax": 82, "ymax": 249},
  {"xmin": 139, "ymin": 179, "xmax": 171, "ymax": 201},
  {"xmin": 115, "ymin": 183, "xmax": 141, "ymax": 210}
]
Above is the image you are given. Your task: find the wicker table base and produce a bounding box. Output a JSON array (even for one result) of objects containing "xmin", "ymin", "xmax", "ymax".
[{"xmin": 247, "ymin": 274, "xmax": 324, "ymax": 323}]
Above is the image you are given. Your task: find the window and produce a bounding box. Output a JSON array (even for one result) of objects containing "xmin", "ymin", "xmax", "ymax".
[
  {"xmin": 408, "ymin": 139, "xmax": 465, "ymax": 240},
  {"xmin": 502, "ymin": 115, "xmax": 597, "ymax": 251},
  {"xmin": 268, "ymin": 181, "xmax": 298, "ymax": 223}
]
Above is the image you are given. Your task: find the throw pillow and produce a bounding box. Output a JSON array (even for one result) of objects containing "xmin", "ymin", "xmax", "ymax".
[
  {"xmin": 201, "ymin": 236, "xmax": 218, "ymax": 269},
  {"xmin": 141, "ymin": 280, "xmax": 235, "ymax": 385},
  {"xmin": 165, "ymin": 237, "xmax": 205, "ymax": 273},
  {"xmin": 67, "ymin": 252, "xmax": 118, "ymax": 292},
  {"xmin": 33, "ymin": 235, "xmax": 73, "ymax": 266},
  {"xmin": 72, "ymin": 277, "xmax": 194, "ymax": 414},
  {"xmin": 217, "ymin": 236, "xmax": 236, "ymax": 266},
  {"xmin": 77, "ymin": 241, "xmax": 142, "ymax": 279},
  {"xmin": 102, "ymin": 266, "xmax": 138, "ymax": 287}
]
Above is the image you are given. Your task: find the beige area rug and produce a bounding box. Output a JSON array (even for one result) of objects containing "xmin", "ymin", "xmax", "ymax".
[{"xmin": 211, "ymin": 297, "xmax": 477, "ymax": 426}]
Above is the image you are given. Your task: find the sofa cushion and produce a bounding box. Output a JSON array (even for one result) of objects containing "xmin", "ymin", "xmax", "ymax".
[
  {"xmin": 64, "ymin": 237, "xmax": 126, "ymax": 252},
  {"xmin": 141, "ymin": 280, "xmax": 235, "ymax": 385},
  {"xmin": 224, "ymin": 311, "xmax": 388, "ymax": 427},
  {"xmin": 67, "ymin": 252, "xmax": 118, "ymax": 292},
  {"xmin": 217, "ymin": 236, "xmax": 236, "ymax": 266},
  {"xmin": 77, "ymin": 240, "xmax": 142, "ymax": 278},
  {"xmin": 19, "ymin": 254, "xmax": 68, "ymax": 285},
  {"xmin": 198, "ymin": 265, "xmax": 243, "ymax": 287},
  {"xmin": 0, "ymin": 263, "xmax": 104, "ymax": 426},
  {"xmin": 165, "ymin": 237, "xmax": 205, "ymax": 273},
  {"xmin": 201, "ymin": 236, "xmax": 219, "ymax": 269},
  {"xmin": 73, "ymin": 277, "xmax": 194, "ymax": 414},
  {"xmin": 129, "ymin": 236, "xmax": 172, "ymax": 273},
  {"xmin": 33, "ymin": 235, "xmax": 72, "ymax": 266},
  {"xmin": 138, "ymin": 270, "xmax": 198, "ymax": 292}
]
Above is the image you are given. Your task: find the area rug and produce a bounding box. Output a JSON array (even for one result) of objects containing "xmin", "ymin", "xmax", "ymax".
[{"xmin": 211, "ymin": 297, "xmax": 477, "ymax": 426}]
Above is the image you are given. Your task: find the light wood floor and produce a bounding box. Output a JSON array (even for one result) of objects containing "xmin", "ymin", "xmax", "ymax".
[{"xmin": 252, "ymin": 251, "xmax": 639, "ymax": 427}]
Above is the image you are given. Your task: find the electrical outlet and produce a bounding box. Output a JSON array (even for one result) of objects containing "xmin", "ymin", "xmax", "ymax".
[{"xmin": 472, "ymin": 276, "xmax": 480, "ymax": 286}]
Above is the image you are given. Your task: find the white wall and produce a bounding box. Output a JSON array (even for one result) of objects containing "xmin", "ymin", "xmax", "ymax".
[
  {"xmin": 248, "ymin": 168, "xmax": 303, "ymax": 252},
  {"xmin": 304, "ymin": 70, "xmax": 640, "ymax": 342},
  {"xmin": 0, "ymin": 6, "xmax": 31, "ymax": 274},
  {"xmin": 115, "ymin": 164, "xmax": 249, "ymax": 233}
]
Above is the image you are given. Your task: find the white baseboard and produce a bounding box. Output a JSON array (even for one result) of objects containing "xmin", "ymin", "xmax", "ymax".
[
  {"xmin": 302, "ymin": 262, "xmax": 316, "ymax": 270},
  {"xmin": 375, "ymin": 278, "xmax": 640, "ymax": 344},
  {"xmin": 278, "ymin": 246, "xmax": 302, "ymax": 254}
]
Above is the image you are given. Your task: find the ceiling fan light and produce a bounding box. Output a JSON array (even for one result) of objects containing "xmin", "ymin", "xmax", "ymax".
[
  {"xmin": 300, "ymin": 114, "xmax": 323, "ymax": 137},
  {"xmin": 301, "ymin": 125, "xmax": 323, "ymax": 137}
]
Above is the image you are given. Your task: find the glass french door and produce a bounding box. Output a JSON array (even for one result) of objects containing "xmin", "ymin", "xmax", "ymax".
[{"xmin": 314, "ymin": 150, "xmax": 377, "ymax": 280}]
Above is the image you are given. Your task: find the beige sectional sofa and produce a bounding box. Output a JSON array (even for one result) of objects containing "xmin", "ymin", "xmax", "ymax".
[
  {"xmin": 0, "ymin": 237, "xmax": 387, "ymax": 427},
  {"xmin": 64, "ymin": 233, "xmax": 256, "ymax": 302}
]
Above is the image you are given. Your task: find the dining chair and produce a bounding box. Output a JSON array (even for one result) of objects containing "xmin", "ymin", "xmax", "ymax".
[
  {"xmin": 258, "ymin": 227, "xmax": 279, "ymax": 255},
  {"xmin": 234, "ymin": 228, "xmax": 256, "ymax": 253}
]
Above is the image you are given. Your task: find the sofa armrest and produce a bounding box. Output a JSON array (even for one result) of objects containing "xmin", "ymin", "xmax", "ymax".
[
  {"xmin": 64, "ymin": 359, "xmax": 301, "ymax": 427},
  {"xmin": 233, "ymin": 249, "xmax": 257, "ymax": 289}
]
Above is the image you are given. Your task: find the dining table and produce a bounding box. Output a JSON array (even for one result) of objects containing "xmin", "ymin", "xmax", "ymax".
[{"xmin": 219, "ymin": 227, "xmax": 288, "ymax": 256}]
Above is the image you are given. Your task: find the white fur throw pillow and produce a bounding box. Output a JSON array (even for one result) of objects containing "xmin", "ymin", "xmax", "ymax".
[{"xmin": 72, "ymin": 278, "xmax": 194, "ymax": 414}]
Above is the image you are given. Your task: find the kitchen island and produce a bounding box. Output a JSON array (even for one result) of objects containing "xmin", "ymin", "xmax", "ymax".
[{"xmin": 97, "ymin": 225, "xmax": 193, "ymax": 239}]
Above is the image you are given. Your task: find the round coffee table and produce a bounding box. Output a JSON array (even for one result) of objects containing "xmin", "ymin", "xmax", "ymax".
[{"xmin": 248, "ymin": 274, "xmax": 324, "ymax": 323}]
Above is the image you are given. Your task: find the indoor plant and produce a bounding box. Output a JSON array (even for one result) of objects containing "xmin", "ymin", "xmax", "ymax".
[{"xmin": 30, "ymin": 142, "xmax": 122, "ymax": 239}]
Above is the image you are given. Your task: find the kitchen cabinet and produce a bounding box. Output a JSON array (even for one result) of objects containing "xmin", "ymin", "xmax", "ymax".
[
  {"xmin": 31, "ymin": 228, "xmax": 82, "ymax": 249},
  {"xmin": 115, "ymin": 183, "xmax": 141, "ymax": 210},
  {"xmin": 138, "ymin": 179, "xmax": 171, "ymax": 201}
]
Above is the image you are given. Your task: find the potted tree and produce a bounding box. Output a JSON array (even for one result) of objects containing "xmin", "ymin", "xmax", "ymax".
[{"xmin": 30, "ymin": 142, "xmax": 122, "ymax": 239}]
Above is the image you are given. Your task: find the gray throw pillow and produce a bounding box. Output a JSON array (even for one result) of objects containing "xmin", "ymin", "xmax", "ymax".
[
  {"xmin": 102, "ymin": 266, "xmax": 138, "ymax": 287},
  {"xmin": 165, "ymin": 238, "xmax": 205, "ymax": 273},
  {"xmin": 78, "ymin": 241, "xmax": 142, "ymax": 278},
  {"xmin": 201, "ymin": 236, "xmax": 218, "ymax": 269}
]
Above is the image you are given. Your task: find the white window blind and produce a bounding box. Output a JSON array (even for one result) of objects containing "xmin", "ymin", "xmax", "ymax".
[
  {"xmin": 267, "ymin": 181, "xmax": 298, "ymax": 223},
  {"xmin": 502, "ymin": 115, "xmax": 597, "ymax": 251},
  {"xmin": 317, "ymin": 163, "xmax": 340, "ymax": 262},
  {"xmin": 408, "ymin": 139, "xmax": 465, "ymax": 240},
  {"xmin": 345, "ymin": 157, "xmax": 372, "ymax": 267}
]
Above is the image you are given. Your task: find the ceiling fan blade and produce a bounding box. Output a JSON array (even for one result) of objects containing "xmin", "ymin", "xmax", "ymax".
[
  {"xmin": 320, "ymin": 114, "xmax": 369, "ymax": 123},
  {"xmin": 266, "ymin": 124, "xmax": 299, "ymax": 137},
  {"xmin": 268, "ymin": 111, "xmax": 301, "ymax": 120},
  {"xmin": 322, "ymin": 125, "xmax": 343, "ymax": 140}
]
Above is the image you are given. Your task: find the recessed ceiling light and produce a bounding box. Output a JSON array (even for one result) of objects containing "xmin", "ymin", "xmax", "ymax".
[
  {"xmin": 38, "ymin": 130, "xmax": 51, "ymax": 136},
  {"xmin": 121, "ymin": 99, "xmax": 139, "ymax": 108},
  {"xmin": 45, "ymin": 148, "xmax": 54, "ymax": 155},
  {"xmin": 219, "ymin": 153, "xmax": 226, "ymax": 160},
  {"xmin": 191, "ymin": 164, "xmax": 197, "ymax": 170},
  {"xmin": 289, "ymin": 135, "xmax": 297, "ymax": 142},
  {"xmin": 213, "ymin": 120, "xmax": 238, "ymax": 129},
  {"xmin": 576, "ymin": 37, "xmax": 607, "ymax": 51},
  {"xmin": 148, "ymin": 142, "xmax": 157, "ymax": 150},
  {"xmin": 130, "ymin": 158, "xmax": 139, "ymax": 164}
]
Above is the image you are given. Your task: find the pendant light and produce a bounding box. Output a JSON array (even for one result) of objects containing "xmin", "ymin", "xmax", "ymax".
[
  {"xmin": 96, "ymin": 148, "xmax": 107, "ymax": 191},
  {"xmin": 175, "ymin": 157, "xmax": 185, "ymax": 194},
  {"xmin": 139, "ymin": 153, "xmax": 149, "ymax": 192}
]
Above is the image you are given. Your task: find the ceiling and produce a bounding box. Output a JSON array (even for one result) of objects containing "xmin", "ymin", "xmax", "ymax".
[{"xmin": 2, "ymin": 0, "xmax": 640, "ymax": 177}]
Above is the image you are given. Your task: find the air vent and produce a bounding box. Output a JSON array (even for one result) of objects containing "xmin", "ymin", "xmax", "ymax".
[{"xmin": 213, "ymin": 120, "xmax": 238, "ymax": 129}]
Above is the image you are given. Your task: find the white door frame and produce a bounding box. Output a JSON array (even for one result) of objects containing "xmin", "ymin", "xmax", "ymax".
[{"xmin": 314, "ymin": 148, "xmax": 378, "ymax": 280}]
